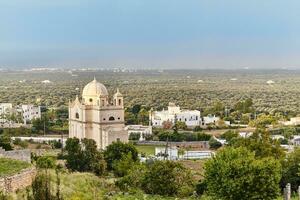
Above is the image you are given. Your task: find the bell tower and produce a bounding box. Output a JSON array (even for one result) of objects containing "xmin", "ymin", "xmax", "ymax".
[{"xmin": 113, "ymin": 88, "xmax": 123, "ymax": 108}]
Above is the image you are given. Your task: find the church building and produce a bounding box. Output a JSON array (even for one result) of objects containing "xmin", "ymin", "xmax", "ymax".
[{"xmin": 69, "ymin": 78, "xmax": 128, "ymax": 149}]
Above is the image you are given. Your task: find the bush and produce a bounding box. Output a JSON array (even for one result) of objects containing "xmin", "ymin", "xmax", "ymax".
[
  {"xmin": 204, "ymin": 147, "xmax": 281, "ymax": 200},
  {"xmin": 196, "ymin": 180, "xmax": 207, "ymax": 196},
  {"xmin": 65, "ymin": 138, "xmax": 106, "ymax": 176},
  {"xmin": 115, "ymin": 163, "xmax": 147, "ymax": 191},
  {"xmin": 112, "ymin": 153, "xmax": 136, "ymax": 177},
  {"xmin": 141, "ymin": 161, "xmax": 194, "ymax": 196},
  {"xmin": 104, "ymin": 141, "xmax": 138, "ymax": 170},
  {"xmin": 0, "ymin": 135, "xmax": 13, "ymax": 150},
  {"xmin": 129, "ymin": 133, "xmax": 140, "ymax": 141},
  {"xmin": 209, "ymin": 138, "xmax": 222, "ymax": 149},
  {"xmin": 36, "ymin": 156, "xmax": 56, "ymax": 169}
]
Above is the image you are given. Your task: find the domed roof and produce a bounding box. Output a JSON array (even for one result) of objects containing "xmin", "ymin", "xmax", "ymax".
[{"xmin": 82, "ymin": 78, "xmax": 108, "ymax": 97}]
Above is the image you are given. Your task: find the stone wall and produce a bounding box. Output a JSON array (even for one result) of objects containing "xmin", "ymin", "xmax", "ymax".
[
  {"xmin": 0, "ymin": 147, "xmax": 31, "ymax": 163},
  {"xmin": 0, "ymin": 167, "xmax": 36, "ymax": 193}
]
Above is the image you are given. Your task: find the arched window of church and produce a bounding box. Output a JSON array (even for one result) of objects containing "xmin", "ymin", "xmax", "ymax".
[
  {"xmin": 118, "ymin": 99, "xmax": 122, "ymax": 105},
  {"xmin": 102, "ymin": 100, "xmax": 105, "ymax": 106},
  {"xmin": 89, "ymin": 98, "xmax": 93, "ymax": 103},
  {"xmin": 75, "ymin": 113, "xmax": 79, "ymax": 119},
  {"xmin": 109, "ymin": 116, "xmax": 115, "ymax": 121}
]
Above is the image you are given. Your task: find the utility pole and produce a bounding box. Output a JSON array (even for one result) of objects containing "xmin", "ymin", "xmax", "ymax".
[
  {"xmin": 43, "ymin": 119, "xmax": 46, "ymax": 136},
  {"xmin": 164, "ymin": 136, "xmax": 169, "ymax": 160}
]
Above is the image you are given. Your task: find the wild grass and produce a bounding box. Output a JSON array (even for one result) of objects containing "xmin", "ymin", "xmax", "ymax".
[{"xmin": 0, "ymin": 158, "xmax": 31, "ymax": 177}]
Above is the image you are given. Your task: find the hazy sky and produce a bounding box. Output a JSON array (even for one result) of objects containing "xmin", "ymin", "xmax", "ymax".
[{"xmin": 0, "ymin": 0, "xmax": 300, "ymax": 69}]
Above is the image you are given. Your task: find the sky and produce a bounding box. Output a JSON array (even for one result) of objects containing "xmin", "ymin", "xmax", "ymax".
[{"xmin": 0, "ymin": 0, "xmax": 300, "ymax": 69}]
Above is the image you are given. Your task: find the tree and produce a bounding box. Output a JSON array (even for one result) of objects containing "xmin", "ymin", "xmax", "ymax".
[
  {"xmin": 162, "ymin": 120, "xmax": 173, "ymax": 129},
  {"xmin": 65, "ymin": 138, "xmax": 84, "ymax": 171},
  {"xmin": 81, "ymin": 138, "xmax": 106, "ymax": 176},
  {"xmin": 0, "ymin": 134, "xmax": 12, "ymax": 150},
  {"xmin": 141, "ymin": 160, "xmax": 194, "ymax": 197},
  {"xmin": 220, "ymin": 130, "xmax": 238, "ymax": 143},
  {"xmin": 64, "ymin": 138, "xmax": 106, "ymax": 175},
  {"xmin": 234, "ymin": 98, "xmax": 253, "ymax": 114},
  {"xmin": 204, "ymin": 147, "xmax": 281, "ymax": 200},
  {"xmin": 175, "ymin": 121, "xmax": 187, "ymax": 130},
  {"xmin": 209, "ymin": 138, "xmax": 222, "ymax": 149},
  {"xmin": 281, "ymin": 148, "xmax": 300, "ymax": 192},
  {"xmin": 137, "ymin": 108, "xmax": 149, "ymax": 125},
  {"xmin": 104, "ymin": 141, "xmax": 138, "ymax": 170},
  {"xmin": 112, "ymin": 153, "xmax": 136, "ymax": 177},
  {"xmin": 36, "ymin": 156, "xmax": 55, "ymax": 169},
  {"xmin": 249, "ymin": 114, "xmax": 277, "ymax": 128},
  {"xmin": 231, "ymin": 128, "xmax": 285, "ymax": 160}
]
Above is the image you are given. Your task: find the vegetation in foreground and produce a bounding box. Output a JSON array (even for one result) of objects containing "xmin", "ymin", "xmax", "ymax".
[{"xmin": 0, "ymin": 158, "xmax": 31, "ymax": 177}]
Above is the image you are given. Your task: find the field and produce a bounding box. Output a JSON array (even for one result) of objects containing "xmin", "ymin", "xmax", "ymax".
[
  {"xmin": 134, "ymin": 145, "xmax": 158, "ymax": 156},
  {"xmin": 1, "ymin": 69, "xmax": 300, "ymax": 114},
  {"xmin": 0, "ymin": 158, "xmax": 31, "ymax": 177}
]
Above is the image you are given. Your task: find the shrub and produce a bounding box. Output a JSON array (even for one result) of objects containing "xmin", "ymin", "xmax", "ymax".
[
  {"xmin": 104, "ymin": 141, "xmax": 138, "ymax": 170},
  {"xmin": 209, "ymin": 138, "xmax": 222, "ymax": 149},
  {"xmin": 36, "ymin": 156, "xmax": 56, "ymax": 169},
  {"xmin": 204, "ymin": 147, "xmax": 281, "ymax": 200},
  {"xmin": 141, "ymin": 161, "xmax": 194, "ymax": 196},
  {"xmin": 64, "ymin": 138, "xmax": 106, "ymax": 176},
  {"xmin": 112, "ymin": 153, "xmax": 136, "ymax": 177}
]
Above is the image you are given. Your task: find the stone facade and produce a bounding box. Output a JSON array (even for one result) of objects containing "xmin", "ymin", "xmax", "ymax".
[
  {"xmin": 0, "ymin": 147, "xmax": 31, "ymax": 163},
  {"xmin": 0, "ymin": 168, "xmax": 36, "ymax": 193},
  {"xmin": 69, "ymin": 78, "xmax": 128, "ymax": 149}
]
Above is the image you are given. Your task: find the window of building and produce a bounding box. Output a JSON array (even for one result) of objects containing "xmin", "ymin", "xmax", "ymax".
[
  {"xmin": 75, "ymin": 113, "xmax": 79, "ymax": 119},
  {"xmin": 117, "ymin": 138, "xmax": 120, "ymax": 142},
  {"xmin": 89, "ymin": 98, "xmax": 93, "ymax": 103},
  {"xmin": 103, "ymin": 118, "xmax": 106, "ymax": 121},
  {"xmin": 102, "ymin": 100, "xmax": 105, "ymax": 106},
  {"xmin": 118, "ymin": 99, "xmax": 122, "ymax": 105},
  {"xmin": 118, "ymin": 117, "xmax": 120, "ymax": 120},
  {"xmin": 109, "ymin": 116, "xmax": 115, "ymax": 121}
]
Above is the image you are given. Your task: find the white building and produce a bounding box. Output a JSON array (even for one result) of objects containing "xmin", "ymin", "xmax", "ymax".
[
  {"xmin": 126, "ymin": 125, "xmax": 152, "ymax": 141},
  {"xmin": 280, "ymin": 117, "xmax": 300, "ymax": 126},
  {"xmin": 69, "ymin": 78, "xmax": 128, "ymax": 149},
  {"xmin": 0, "ymin": 103, "xmax": 13, "ymax": 123},
  {"xmin": 202, "ymin": 115, "xmax": 220, "ymax": 126},
  {"xmin": 150, "ymin": 103, "xmax": 201, "ymax": 128},
  {"xmin": 21, "ymin": 104, "xmax": 41, "ymax": 123}
]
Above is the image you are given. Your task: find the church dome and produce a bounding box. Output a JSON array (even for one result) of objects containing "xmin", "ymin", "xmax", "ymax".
[{"xmin": 82, "ymin": 78, "xmax": 108, "ymax": 97}]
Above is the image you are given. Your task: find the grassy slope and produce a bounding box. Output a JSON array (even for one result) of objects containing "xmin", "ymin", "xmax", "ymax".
[{"xmin": 0, "ymin": 158, "xmax": 31, "ymax": 177}]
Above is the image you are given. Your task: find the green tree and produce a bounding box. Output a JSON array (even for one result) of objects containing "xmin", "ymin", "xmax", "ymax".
[
  {"xmin": 137, "ymin": 108, "xmax": 149, "ymax": 125},
  {"xmin": 112, "ymin": 153, "xmax": 136, "ymax": 177},
  {"xmin": 142, "ymin": 160, "xmax": 194, "ymax": 197},
  {"xmin": 281, "ymin": 148, "xmax": 300, "ymax": 192},
  {"xmin": 204, "ymin": 147, "xmax": 281, "ymax": 200},
  {"xmin": 0, "ymin": 134, "xmax": 12, "ymax": 150},
  {"xmin": 220, "ymin": 130, "xmax": 238, "ymax": 143},
  {"xmin": 104, "ymin": 141, "xmax": 138, "ymax": 170},
  {"xmin": 65, "ymin": 138, "xmax": 84, "ymax": 171},
  {"xmin": 209, "ymin": 138, "xmax": 222, "ymax": 149},
  {"xmin": 36, "ymin": 156, "xmax": 55, "ymax": 169},
  {"xmin": 231, "ymin": 128, "xmax": 285, "ymax": 159},
  {"xmin": 175, "ymin": 121, "xmax": 187, "ymax": 130},
  {"xmin": 64, "ymin": 138, "xmax": 106, "ymax": 176}
]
